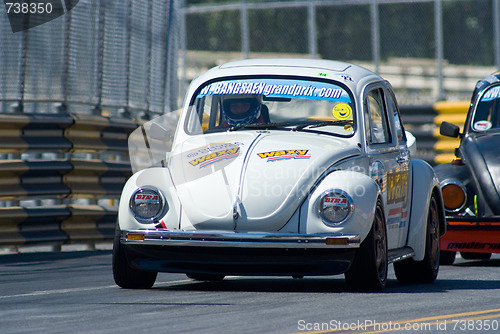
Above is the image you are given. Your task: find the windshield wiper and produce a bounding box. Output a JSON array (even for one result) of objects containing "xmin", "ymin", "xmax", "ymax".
[
  {"xmin": 228, "ymin": 120, "xmax": 353, "ymax": 132},
  {"xmin": 228, "ymin": 122, "xmax": 293, "ymax": 131},
  {"xmin": 292, "ymin": 120, "xmax": 353, "ymax": 131}
]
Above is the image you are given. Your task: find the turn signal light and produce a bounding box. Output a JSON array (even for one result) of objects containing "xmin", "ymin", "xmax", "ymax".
[
  {"xmin": 126, "ymin": 233, "xmax": 145, "ymax": 241},
  {"xmin": 441, "ymin": 181, "xmax": 466, "ymax": 211},
  {"xmin": 325, "ymin": 237, "xmax": 349, "ymax": 245}
]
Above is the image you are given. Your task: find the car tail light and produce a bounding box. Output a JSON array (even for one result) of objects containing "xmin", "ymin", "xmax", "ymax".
[{"xmin": 441, "ymin": 181, "xmax": 466, "ymax": 212}]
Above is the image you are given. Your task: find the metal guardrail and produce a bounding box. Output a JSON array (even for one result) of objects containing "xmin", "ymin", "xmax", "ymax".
[
  {"xmin": 0, "ymin": 113, "xmax": 138, "ymax": 250},
  {"xmin": 0, "ymin": 113, "xmax": 137, "ymax": 153},
  {"xmin": 400, "ymin": 105, "xmax": 437, "ymax": 163},
  {"xmin": 432, "ymin": 101, "xmax": 469, "ymax": 164},
  {"xmin": 0, "ymin": 159, "xmax": 131, "ymax": 199},
  {"xmin": 400, "ymin": 102, "xmax": 469, "ymax": 166},
  {"xmin": 0, "ymin": 205, "xmax": 117, "ymax": 246}
]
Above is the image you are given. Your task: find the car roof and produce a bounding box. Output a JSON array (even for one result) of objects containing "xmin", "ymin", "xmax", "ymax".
[
  {"xmin": 464, "ymin": 71, "xmax": 500, "ymax": 133},
  {"xmin": 220, "ymin": 58, "xmax": 352, "ymax": 71},
  {"xmin": 470, "ymin": 71, "xmax": 500, "ymax": 102}
]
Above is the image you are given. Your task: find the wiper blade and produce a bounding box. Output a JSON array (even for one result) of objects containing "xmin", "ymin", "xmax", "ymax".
[
  {"xmin": 293, "ymin": 120, "xmax": 353, "ymax": 131},
  {"xmin": 228, "ymin": 122, "xmax": 292, "ymax": 131},
  {"xmin": 227, "ymin": 120, "xmax": 353, "ymax": 132}
]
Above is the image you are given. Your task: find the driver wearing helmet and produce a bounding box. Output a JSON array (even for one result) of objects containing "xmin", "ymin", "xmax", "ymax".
[{"xmin": 221, "ymin": 94, "xmax": 265, "ymax": 127}]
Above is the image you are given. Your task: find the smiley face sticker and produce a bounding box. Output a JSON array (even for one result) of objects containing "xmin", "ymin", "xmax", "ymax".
[{"xmin": 332, "ymin": 103, "xmax": 352, "ymax": 120}]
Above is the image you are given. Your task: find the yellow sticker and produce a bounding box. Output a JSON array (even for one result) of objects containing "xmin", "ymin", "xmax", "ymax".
[
  {"xmin": 344, "ymin": 124, "xmax": 352, "ymax": 132},
  {"xmin": 332, "ymin": 103, "xmax": 352, "ymax": 120}
]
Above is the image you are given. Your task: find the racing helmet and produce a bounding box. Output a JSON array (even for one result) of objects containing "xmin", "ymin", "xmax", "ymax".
[{"xmin": 221, "ymin": 94, "xmax": 262, "ymax": 126}]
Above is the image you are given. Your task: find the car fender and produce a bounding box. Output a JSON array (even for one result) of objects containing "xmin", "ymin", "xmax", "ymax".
[
  {"xmin": 434, "ymin": 161, "xmax": 471, "ymax": 187},
  {"xmin": 300, "ymin": 170, "xmax": 380, "ymax": 242},
  {"xmin": 407, "ymin": 159, "xmax": 445, "ymax": 260},
  {"xmin": 118, "ymin": 167, "xmax": 181, "ymax": 230},
  {"xmin": 434, "ymin": 160, "xmax": 489, "ymax": 217}
]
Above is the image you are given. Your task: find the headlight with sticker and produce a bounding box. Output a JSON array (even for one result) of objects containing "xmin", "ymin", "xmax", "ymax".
[
  {"xmin": 318, "ymin": 190, "xmax": 354, "ymax": 226},
  {"xmin": 129, "ymin": 186, "xmax": 168, "ymax": 223}
]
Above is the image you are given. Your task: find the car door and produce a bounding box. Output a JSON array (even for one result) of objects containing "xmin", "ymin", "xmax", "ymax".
[
  {"xmin": 364, "ymin": 85, "xmax": 409, "ymax": 249},
  {"xmin": 385, "ymin": 86, "xmax": 411, "ymax": 245}
]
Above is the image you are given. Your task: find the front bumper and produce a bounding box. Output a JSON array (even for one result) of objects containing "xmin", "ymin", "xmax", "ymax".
[
  {"xmin": 441, "ymin": 216, "xmax": 500, "ymax": 253},
  {"xmin": 121, "ymin": 229, "xmax": 360, "ymax": 248},
  {"xmin": 120, "ymin": 230, "xmax": 360, "ymax": 276}
]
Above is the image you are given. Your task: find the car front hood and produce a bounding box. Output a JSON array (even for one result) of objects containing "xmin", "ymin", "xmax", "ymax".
[
  {"xmin": 463, "ymin": 132, "xmax": 500, "ymax": 213},
  {"xmin": 169, "ymin": 131, "xmax": 360, "ymax": 231}
]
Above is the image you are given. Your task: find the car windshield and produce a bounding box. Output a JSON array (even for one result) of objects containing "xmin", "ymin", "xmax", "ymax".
[
  {"xmin": 472, "ymin": 84, "xmax": 500, "ymax": 131},
  {"xmin": 185, "ymin": 77, "xmax": 355, "ymax": 137}
]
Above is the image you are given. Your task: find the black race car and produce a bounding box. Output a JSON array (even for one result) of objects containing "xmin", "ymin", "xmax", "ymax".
[{"xmin": 436, "ymin": 71, "xmax": 500, "ymax": 264}]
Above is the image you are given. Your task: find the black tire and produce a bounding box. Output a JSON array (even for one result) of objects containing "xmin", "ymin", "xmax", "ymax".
[
  {"xmin": 394, "ymin": 194, "xmax": 440, "ymax": 284},
  {"xmin": 345, "ymin": 200, "xmax": 388, "ymax": 291},
  {"xmin": 112, "ymin": 223, "xmax": 157, "ymax": 289},
  {"xmin": 439, "ymin": 250, "xmax": 456, "ymax": 265},
  {"xmin": 186, "ymin": 274, "xmax": 225, "ymax": 281},
  {"xmin": 461, "ymin": 252, "xmax": 492, "ymax": 260}
]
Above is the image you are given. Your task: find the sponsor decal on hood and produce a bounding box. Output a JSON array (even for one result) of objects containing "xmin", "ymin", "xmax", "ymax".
[{"xmin": 257, "ymin": 149, "xmax": 310, "ymax": 162}]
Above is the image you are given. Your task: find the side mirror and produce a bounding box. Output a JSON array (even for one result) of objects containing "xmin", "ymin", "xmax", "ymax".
[
  {"xmin": 440, "ymin": 121, "xmax": 461, "ymax": 138},
  {"xmin": 405, "ymin": 131, "xmax": 417, "ymax": 157}
]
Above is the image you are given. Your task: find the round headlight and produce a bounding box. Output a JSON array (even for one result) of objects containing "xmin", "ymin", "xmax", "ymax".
[
  {"xmin": 318, "ymin": 190, "xmax": 354, "ymax": 226},
  {"xmin": 441, "ymin": 180, "xmax": 466, "ymax": 212},
  {"xmin": 130, "ymin": 186, "xmax": 167, "ymax": 223}
]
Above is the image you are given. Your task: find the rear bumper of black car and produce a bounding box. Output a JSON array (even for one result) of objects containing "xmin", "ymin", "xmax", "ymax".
[{"xmin": 441, "ymin": 216, "xmax": 500, "ymax": 253}]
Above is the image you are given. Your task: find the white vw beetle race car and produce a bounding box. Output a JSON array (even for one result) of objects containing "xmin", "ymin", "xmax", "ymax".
[{"xmin": 113, "ymin": 58, "xmax": 446, "ymax": 291}]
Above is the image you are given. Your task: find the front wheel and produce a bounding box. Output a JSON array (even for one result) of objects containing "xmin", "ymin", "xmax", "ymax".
[
  {"xmin": 345, "ymin": 200, "xmax": 388, "ymax": 291},
  {"xmin": 112, "ymin": 223, "xmax": 158, "ymax": 289},
  {"xmin": 394, "ymin": 194, "xmax": 440, "ymax": 283}
]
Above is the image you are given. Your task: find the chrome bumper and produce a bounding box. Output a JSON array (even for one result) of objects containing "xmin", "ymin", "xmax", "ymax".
[{"xmin": 121, "ymin": 230, "xmax": 360, "ymax": 249}]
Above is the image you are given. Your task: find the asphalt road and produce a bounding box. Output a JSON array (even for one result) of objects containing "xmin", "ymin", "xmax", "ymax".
[{"xmin": 1, "ymin": 250, "xmax": 500, "ymax": 334}]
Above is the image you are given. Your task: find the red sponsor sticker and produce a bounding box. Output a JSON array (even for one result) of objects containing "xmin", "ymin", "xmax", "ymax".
[
  {"xmin": 323, "ymin": 196, "xmax": 348, "ymax": 206},
  {"xmin": 135, "ymin": 194, "xmax": 159, "ymax": 202}
]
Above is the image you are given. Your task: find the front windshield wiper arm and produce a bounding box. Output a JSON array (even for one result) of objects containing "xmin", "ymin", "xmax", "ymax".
[
  {"xmin": 292, "ymin": 120, "xmax": 353, "ymax": 131},
  {"xmin": 227, "ymin": 120, "xmax": 353, "ymax": 132},
  {"xmin": 228, "ymin": 122, "xmax": 293, "ymax": 131}
]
